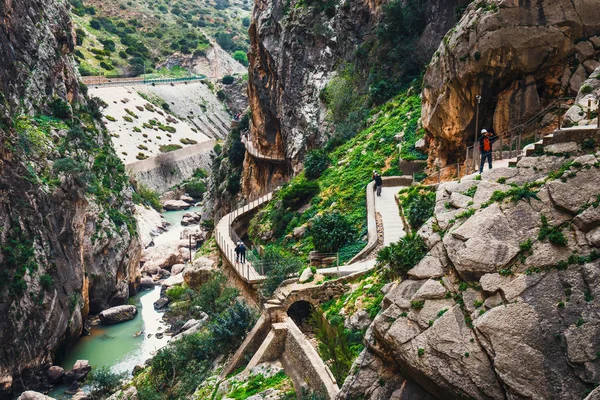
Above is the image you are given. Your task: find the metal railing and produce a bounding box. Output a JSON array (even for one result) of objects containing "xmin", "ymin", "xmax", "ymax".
[
  {"xmin": 213, "ymin": 178, "xmax": 290, "ymax": 283},
  {"xmin": 82, "ymin": 74, "xmax": 208, "ymax": 87},
  {"xmin": 241, "ymin": 136, "xmax": 287, "ymax": 163},
  {"xmin": 419, "ymin": 97, "xmax": 579, "ymax": 183}
]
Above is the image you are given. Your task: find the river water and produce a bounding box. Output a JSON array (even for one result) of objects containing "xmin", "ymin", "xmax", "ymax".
[{"xmin": 49, "ymin": 207, "xmax": 199, "ymax": 398}]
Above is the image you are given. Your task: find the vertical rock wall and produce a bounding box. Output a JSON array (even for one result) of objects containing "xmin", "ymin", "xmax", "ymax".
[
  {"xmin": 0, "ymin": 0, "xmax": 141, "ymax": 395},
  {"xmin": 421, "ymin": 0, "xmax": 600, "ymax": 168}
]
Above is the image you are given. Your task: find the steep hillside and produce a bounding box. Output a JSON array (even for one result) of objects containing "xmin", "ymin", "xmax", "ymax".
[
  {"xmin": 248, "ymin": 90, "xmax": 422, "ymax": 262},
  {"xmin": 0, "ymin": 0, "xmax": 141, "ymax": 396},
  {"xmin": 68, "ymin": 0, "xmax": 250, "ymax": 77},
  {"xmin": 422, "ymin": 0, "xmax": 600, "ymax": 168}
]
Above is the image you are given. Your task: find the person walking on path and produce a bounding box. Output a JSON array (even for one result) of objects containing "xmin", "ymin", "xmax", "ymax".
[
  {"xmin": 373, "ymin": 172, "xmax": 383, "ymax": 197},
  {"xmin": 478, "ymin": 129, "xmax": 498, "ymax": 174},
  {"xmin": 239, "ymin": 242, "xmax": 247, "ymax": 264},
  {"xmin": 235, "ymin": 241, "xmax": 241, "ymax": 263}
]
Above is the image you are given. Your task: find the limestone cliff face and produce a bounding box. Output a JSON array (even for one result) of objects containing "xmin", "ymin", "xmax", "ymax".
[
  {"xmin": 244, "ymin": 0, "xmax": 469, "ymax": 195},
  {"xmin": 341, "ymin": 139, "xmax": 600, "ymax": 399},
  {"xmin": 0, "ymin": 0, "xmax": 141, "ymax": 395},
  {"xmin": 422, "ymin": 0, "xmax": 600, "ymax": 167}
]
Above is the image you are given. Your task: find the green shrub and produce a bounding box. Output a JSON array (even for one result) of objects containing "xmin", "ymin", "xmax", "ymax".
[
  {"xmin": 49, "ymin": 98, "xmax": 71, "ymax": 119},
  {"xmin": 581, "ymin": 84, "xmax": 593, "ymax": 94},
  {"xmin": 260, "ymin": 249, "xmax": 303, "ymax": 297},
  {"xmin": 39, "ymin": 274, "xmax": 53, "ymax": 290},
  {"xmin": 398, "ymin": 186, "xmax": 435, "ymax": 230},
  {"xmin": 538, "ymin": 215, "xmax": 567, "ymax": 246},
  {"xmin": 280, "ymin": 180, "xmax": 320, "ymax": 209},
  {"xmin": 376, "ymin": 233, "xmax": 427, "ymax": 276},
  {"xmin": 304, "ymin": 149, "xmax": 330, "ymax": 179},
  {"xmin": 159, "ymin": 144, "xmax": 182, "ymax": 153},
  {"xmin": 134, "ymin": 183, "xmax": 161, "ymax": 211},
  {"xmin": 166, "ymin": 285, "xmax": 188, "ymax": 302},
  {"xmin": 184, "ymin": 181, "xmax": 206, "ymax": 198},
  {"xmin": 191, "ymin": 272, "xmax": 239, "ymax": 317},
  {"xmin": 232, "ymin": 51, "xmax": 248, "ymax": 66},
  {"xmin": 87, "ymin": 366, "xmax": 125, "ymax": 397},
  {"xmin": 310, "ymin": 211, "xmax": 357, "ymax": 253},
  {"xmin": 222, "ymin": 75, "xmax": 235, "ymax": 85}
]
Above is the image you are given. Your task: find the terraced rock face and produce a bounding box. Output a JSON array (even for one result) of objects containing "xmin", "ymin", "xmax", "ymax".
[
  {"xmin": 0, "ymin": 0, "xmax": 141, "ymax": 395},
  {"xmin": 421, "ymin": 0, "xmax": 600, "ymax": 169},
  {"xmin": 341, "ymin": 142, "xmax": 600, "ymax": 399}
]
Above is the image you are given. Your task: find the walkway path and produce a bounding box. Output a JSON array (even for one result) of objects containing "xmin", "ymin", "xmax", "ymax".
[
  {"xmin": 317, "ymin": 184, "xmax": 408, "ymax": 276},
  {"xmin": 377, "ymin": 186, "xmax": 406, "ymax": 246}
]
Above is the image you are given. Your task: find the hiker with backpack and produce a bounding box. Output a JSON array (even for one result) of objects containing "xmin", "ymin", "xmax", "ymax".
[{"xmin": 479, "ymin": 129, "xmax": 498, "ymax": 174}]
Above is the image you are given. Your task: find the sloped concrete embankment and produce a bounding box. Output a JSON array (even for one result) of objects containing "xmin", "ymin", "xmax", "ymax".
[{"xmin": 126, "ymin": 140, "xmax": 216, "ymax": 193}]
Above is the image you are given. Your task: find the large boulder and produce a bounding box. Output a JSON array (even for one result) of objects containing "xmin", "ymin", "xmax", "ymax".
[
  {"xmin": 18, "ymin": 392, "xmax": 56, "ymax": 400},
  {"xmin": 107, "ymin": 387, "xmax": 138, "ymax": 400},
  {"xmin": 163, "ymin": 200, "xmax": 191, "ymax": 211},
  {"xmin": 182, "ymin": 258, "xmax": 214, "ymax": 289},
  {"xmin": 46, "ymin": 366, "xmax": 65, "ymax": 384},
  {"xmin": 64, "ymin": 360, "xmax": 91, "ymax": 385},
  {"xmin": 99, "ymin": 305, "xmax": 137, "ymax": 325}
]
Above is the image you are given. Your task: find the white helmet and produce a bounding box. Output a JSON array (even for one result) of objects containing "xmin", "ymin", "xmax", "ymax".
[{"xmin": 481, "ymin": 129, "xmax": 488, "ymax": 134}]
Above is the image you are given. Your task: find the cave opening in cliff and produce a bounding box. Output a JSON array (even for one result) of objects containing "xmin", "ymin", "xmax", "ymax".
[{"xmin": 287, "ymin": 300, "xmax": 314, "ymax": 330}]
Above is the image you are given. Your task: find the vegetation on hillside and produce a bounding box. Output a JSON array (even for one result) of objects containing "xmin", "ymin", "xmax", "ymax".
[
  {"xmin": 68, "ymin": 0, "xmax": 251, "ymax": 76},
  {"xmin": 134, "ymin": 274, "xmax": 256, "ymax": 399},
  {"xmin": 248, "ymin": 89, "xmax": 425, "ymax": 264}
]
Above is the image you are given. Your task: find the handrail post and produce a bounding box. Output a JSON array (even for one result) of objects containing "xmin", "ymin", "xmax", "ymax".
[{"xmin": 588, "ymin": 99, "xmax": 592, "ymax": 121}]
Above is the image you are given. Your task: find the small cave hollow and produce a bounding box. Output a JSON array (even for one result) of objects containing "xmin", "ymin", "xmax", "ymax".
[{"xmin": 287, "ymin": 300, "xmax": 314, "ymax": 329}]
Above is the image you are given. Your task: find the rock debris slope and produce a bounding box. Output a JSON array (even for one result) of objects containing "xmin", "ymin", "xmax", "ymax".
[
  {"xmin": 341, "ymin": 140, "xmax": 600, "ymax": 399},
  {"xmin": 0, "ymin": 0, "xmax": 141, "ymax": 396}
]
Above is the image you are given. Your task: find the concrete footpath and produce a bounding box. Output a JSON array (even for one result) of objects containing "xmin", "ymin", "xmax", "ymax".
[{"xmin": 318, "ymin": 185, "xmax": 407, "ymax": 275}]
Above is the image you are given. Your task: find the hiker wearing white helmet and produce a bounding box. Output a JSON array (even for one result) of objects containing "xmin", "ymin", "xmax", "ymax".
[{"xmin": 478, "ymin": 128, "xmax": 498, "ymax": 174}]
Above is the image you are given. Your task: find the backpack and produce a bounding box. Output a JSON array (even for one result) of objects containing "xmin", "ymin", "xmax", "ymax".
[{"xmin": 483, "ymin": 137, "xmax": 491, "ymax": 152}]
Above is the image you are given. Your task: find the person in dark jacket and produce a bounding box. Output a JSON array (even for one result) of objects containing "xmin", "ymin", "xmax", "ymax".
[
  {"xmin": 373, "ymin": 172, "xmax": 383, "ymax": 196},
  {"xmin": 478, "ymin": 129, "xmax": 498, "ymax": 174},
  {"xmin": 239, "ymin": 242, "xmax": 246, "ymax": 264},
  {"xmin": 235, "ymin": 241, "xmax": 241, "ymax": 263}
]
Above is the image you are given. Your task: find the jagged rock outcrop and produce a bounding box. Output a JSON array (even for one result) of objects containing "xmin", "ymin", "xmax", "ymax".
[
  {"xmin": 343, "ymin": 139, "xmax": 600, "ymax": 399},
  {"xmin": 0, "ymin": 0, "xmax": 141, "ymax": 396},
  {"xmin": 244, "ymin": 0, "xmax": 469, "ymax": 195},
  {"xmin": 422, "ymin": 0, "xmax": 600, "ymax": 168}
]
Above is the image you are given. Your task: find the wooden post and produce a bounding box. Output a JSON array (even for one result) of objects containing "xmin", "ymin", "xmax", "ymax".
[
  {"xmin": 189, "ymin": 235, "xmax": 192, "ymax": 263},
  {"xmin": 588, "ymin": 99, "xmax": 592, "ymax": 120}
]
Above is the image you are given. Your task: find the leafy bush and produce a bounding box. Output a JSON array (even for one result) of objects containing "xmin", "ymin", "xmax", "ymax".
[
  {"xmin": 191, "ymin": 272, "xmax": 239, "ymax": 317},
  {"xmin": 159, "ymin": 144, "xmax": 182, "ymax": 152},
  {"xmin": 222, "ymin": 75, "xmax": 235, "ymax": 85},
  {"xmin": 280, "ymin": 180, "xmax": 320, "ymax": 209},
  {"xmin": 376, "ymin": 233, "xmax": 427, "ymax": 276},
  {"xmin": 184, "ymin": 181, "xmax": 206, "ymax": 198},
  {"xmin": 49, "ymin": 98, "xmax": 71, "ymax": 119},
  {"xmin": 166, "ymin": 285, "xmax": 188, "ymax": 302},
  {"xmin": 538, "ymin": 215, "xmax": 567, "ymax": 246},
  {"xmin": 398, "ymin": 186, "xmax": 435, "ymax": 230},
  {"xmin": 39, "ymin": 274, "xmax": 53, "ymax": 290},
  {"xmin": 304, "ymin": 149, "xmax": 330, "ymax": 179},
  {"xmin": 133, "ymin": 183, "xmax": 161, "ymax": 211},
  {"xmin": 310, "ymin": 211, "xmax": 357, "ymax": 253},
  {"xmin": 260, "ymin": 249, "xmax": 303, "ymax": 297},
  {"xmin": 87, "ymin": 366, "xmax": 125, "ymax": 398},
  {"xmin": 232, "ymin": 51, "xmax": 248, "ymax": 66}
]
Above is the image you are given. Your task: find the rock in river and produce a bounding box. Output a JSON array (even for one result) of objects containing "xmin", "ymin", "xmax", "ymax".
[{"xmin": 99, "ymin": 305, "xmax": 137, "ymax": 325}]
